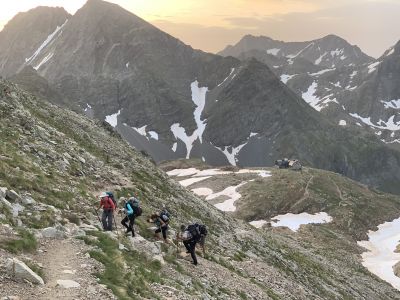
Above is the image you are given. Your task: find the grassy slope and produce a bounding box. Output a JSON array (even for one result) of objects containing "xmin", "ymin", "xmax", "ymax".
[
  {"xmin": 2, "ymin": 80, "xmax": 400, "ymax": 299},
  {"xmin": 235, "ymin": 168, "xmax": 400, "ymax": 240}
]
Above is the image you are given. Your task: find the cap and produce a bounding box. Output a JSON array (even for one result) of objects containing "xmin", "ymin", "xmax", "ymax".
[{"xmin": 99, "ymin": 192, "xmax": 108, "ymax": 198}]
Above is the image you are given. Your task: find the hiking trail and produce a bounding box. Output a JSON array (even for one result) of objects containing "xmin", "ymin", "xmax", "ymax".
[{"xmin": 291, "ymin": 175, "xmax": 314, "ymax": 209}]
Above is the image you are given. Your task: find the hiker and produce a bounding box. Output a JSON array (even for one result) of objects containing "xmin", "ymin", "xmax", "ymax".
[
  {"xmin": 148, "ymin": 208, "xmax": 170, "ymax": 242},
  {"xmin": 179, "ymin": 223, "xmax": 208, "ymax": 266},
  {"xmin": 99, "ymin": 192, "xmax": 115, "ymax": 231},
  {"xmin": 120, "ymin": 196, "xmax": 142, "ymax": 237}
]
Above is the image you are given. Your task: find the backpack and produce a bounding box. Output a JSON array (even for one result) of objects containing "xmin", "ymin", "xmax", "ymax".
[
  {"xmin": 135, "ymin": 206, "xmax": 143, "ymax": 217},
  {"xmin": 160, "ymin": 210, "xmax": 170, "ymax": 223},
  {"xmin": 106, "ymin": 192, "xmax": 117, "ymax": 208},
  {"xmin": 187, "ymin": 224, "xmax": 207, "ymax": 240},
  {"xmin": 127, "ymin": 197, "xmax": 141, "ymax": 217}
]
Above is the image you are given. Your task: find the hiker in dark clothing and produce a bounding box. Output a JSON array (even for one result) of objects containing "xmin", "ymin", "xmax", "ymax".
[
  {"xmin": 99, "ymin": 192, "xmax": 115, "ymax": 231},
  {"xmin": 120, "ymin": 196, "xmax": 141, "ymax": 237},
  {"xmin": 179, "ymin": 224, "xmax": 208, "ymax": 266},
  {"xmin": 148, "ymin": 209, "xmax": 170, "ymax": 243}
]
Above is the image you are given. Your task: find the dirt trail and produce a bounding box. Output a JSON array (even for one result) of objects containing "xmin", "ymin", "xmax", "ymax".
[
  {"xmin": 291, "ymin": 175, "xmax": 314, "ymax": 210},
  {"xmin": 31, "ymin": 238, "xmax": 115, "ymax": 300}
]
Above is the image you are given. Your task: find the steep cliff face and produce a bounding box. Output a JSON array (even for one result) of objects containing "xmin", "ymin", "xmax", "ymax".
[{"xmin": 0, "ymin": 6, "xmax": 70, "ymax": 77}]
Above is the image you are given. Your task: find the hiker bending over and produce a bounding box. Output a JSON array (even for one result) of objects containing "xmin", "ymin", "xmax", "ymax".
[
  {"xmin": 148, "ymin": 208, "xmax": 170, "ymax": 242},
  {"xmin": 120, "ymin": 196, "xmax": 142, "ymax": 237},
  {"xmin": 179, "ymin": 223, "xmax": 208, "ymax": 266},
  {"xmin": 99, "ymin": 192, "xmax": 115, "ymax": 231}
]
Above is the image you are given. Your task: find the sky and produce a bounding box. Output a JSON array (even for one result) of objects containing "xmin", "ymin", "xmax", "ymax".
[{"xmin": 0, "ymin": 0, "xmax": 400, "ymax": 58}]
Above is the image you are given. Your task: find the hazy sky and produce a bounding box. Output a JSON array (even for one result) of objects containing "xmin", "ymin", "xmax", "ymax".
[{"xmin": 1, "ymin": 0, "xmax": 400, "ymax": 58}]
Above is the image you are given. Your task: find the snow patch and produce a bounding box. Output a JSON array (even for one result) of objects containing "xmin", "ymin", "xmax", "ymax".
[
  {"xmin": 192, "ymin": 187, "xmax": 213, "ymax": 196},
  {"xmin": 339, "ymin": 120, "xmax": 347, "ymax": 126},
  {"xmin": 350, "ymin": 71, "xmax": 358, "ymax": 79},
  {"xmin": 126, "ymin": 62, "xmax": 130, "ymax": 68},
  {"xmin": 330, "ymin": 48, "xmax": 344, "ymax": 57},
  {"xmin": 84, "ymin": 103, "xmax": 92, "ymax": 112},
  {"xmin": 368, "ymin": 61, "xmax": 381, "ymax": 74},
  {"xmin": 191, "ymin": 80, "xmax": 208, "ymax": 143},
  {"xmin": 280, "ymin": 74, "xmax": 297, "ymax": 84},
  {"xmin": 25, "ymin": 19, "xmax": 68, "ymax": 64},
  {"xmin": 179, "ymin": 176, "xmax": 211, "ymax": 187},
  {"xmin": 266, "ymin": 48, "xmax": 280, "ymax": 56},
  {"xmin": 381, "ymin": 99, "xmax": 400, "ymax": 109},
  {"xmin": 358, "ymin": 216, "xmax": 400, "ymax": 290},
  {"xmin": 302, "ymin": 81, "xmax": 323, "ymax": 111},
  {"xmin": 134, "ymin": 125, "xmax": 148, "ymax": 138},
  {"xmin": 217, "ymin": 68, "xmax": 235, "ymax": 87},
  {"xmin": 386, "ymin": 48, "xmax": 395, "ymax": 57},
  {"xmin": 350, "ymin": 113, "xmax": 400, "ymax": 131},
  {"xmin": 207, "ymin": 182, "xmax": 247, "ymax": 212},
  {"xmin": 105, "ymin": 109, "xmax": 121, "ymax": 128},
  {"xmin": 315, "ymin": 52, "xmax": 327, "ymax": 65},
  {"xmin": 171, "ymin": 143, "xmax": 177, "ymax": 152},
  {"xmin": 34, "ymin": 52, "xmax": 53, "ymax": 70},
  {"xmin": 170, "ymin": 123, "xmax": 197, "ymax": 159},
  {"xmin": 148, "ymin": 131, "xmax": 159, "ymax": 140},
  {"xmin": 271, "ymin": 212, "xmax": 332, "ymax": 231},
  {"xmin": 309, "ymin": 68, "xmax": 335, "ymax": 76},
  {"xmin": 249, "ymin": 220, "xmax": 269, "ymax": 228},
  {"xmin": 216, "ymin": 143, "xmax": 247, "ymax": 166}
]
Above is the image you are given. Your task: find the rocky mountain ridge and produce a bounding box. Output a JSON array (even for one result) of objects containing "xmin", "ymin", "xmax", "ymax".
[
  {"xmin": 1, "ymin": 0, "xmax": 400, "ymax": 194},
  {"xmin": 219, "ymin": 34, "xmax": 400, "ymax": 147}
]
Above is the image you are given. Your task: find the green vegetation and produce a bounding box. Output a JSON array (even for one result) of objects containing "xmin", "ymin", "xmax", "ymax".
[
  {"xmin": 1, "ymin": 228, "xmax": 38, "ymax": 254},
  {"xmin": 84, "ymin": 231, "xmax": 163, "ymax": 300}
]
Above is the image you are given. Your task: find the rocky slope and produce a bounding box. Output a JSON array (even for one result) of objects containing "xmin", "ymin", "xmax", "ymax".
[
  {"xmin": 2, "ymin": 0, "xmax": 400, "ymax": 194},
  {"xmin": 2, "ymin": 80, "xmax": 400, "ymax": 299},
  {"xmin": 219, "ymin": 34, "xmax": 400, "ymax": 147}
]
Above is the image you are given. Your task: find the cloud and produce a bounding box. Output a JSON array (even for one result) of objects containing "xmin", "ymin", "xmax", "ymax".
[{"xmin": 153, "ymin": 1, "xmax": 400, "ymax": 57}]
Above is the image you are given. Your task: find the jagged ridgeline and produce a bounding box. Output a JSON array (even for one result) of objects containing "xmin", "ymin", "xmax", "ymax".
[
  {"xmin": 2, "ymin": 0, "xmax": 400, "ymax": 194},
  {"xmin": 2, "ymin": 80, "xmax": 400, "ymax": 299}
]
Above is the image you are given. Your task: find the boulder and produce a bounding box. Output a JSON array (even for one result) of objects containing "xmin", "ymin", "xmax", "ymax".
[
  {"xmin": 0, "ymin": 197, "xmax": 13, "ymax": 211},
  {"xmin": 5, "ymin": 258, "xmax": 44, "ymax": 285},
  {"xmin": 129, "ymin": 235, "xmax": 164, "ymax": 263},
  {"xmin": 12, "ymin": 203, "xmax": 24, "ymax": 218},
  {"xmin": 393, "ymin": 261, "xmax": 400, "ymax": 277},
  {"xmin": 41, "ymin": 226, "xmax": 66, "ymax": 239},
  {"xmin": 21, "ymin": 195, "xmax": 36, "ymax": 205},
  {"xmin": 56, "ymin": 279, "xmax": 80, "ymax": 288},
  {"xmin": 6, "ymin": 190, "xmax": 20, "ymax": 201},
  {"xmin": 0, "ymin": 187, "xmax": 6, "ymax": 198}
]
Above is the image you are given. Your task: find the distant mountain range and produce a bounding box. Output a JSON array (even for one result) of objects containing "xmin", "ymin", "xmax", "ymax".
[
  {"xmin": 1, "ymin": 0, "xmax": 400, "ymax": 193},
  {"xmin": 219, "ymin": 34, "xmax": 400, "ymax": 147}
]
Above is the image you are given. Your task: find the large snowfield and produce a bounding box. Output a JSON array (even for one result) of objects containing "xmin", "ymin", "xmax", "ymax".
[
  {"xmin": 167, "ymin": 168, "xmax": 271, "ymax": 212},
  {"xmin": 358, "ymin": 217, "xmax": 400, "ymax": 290}
]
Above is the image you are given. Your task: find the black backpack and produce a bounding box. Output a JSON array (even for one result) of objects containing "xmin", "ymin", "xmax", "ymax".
[
  {"xmin": 160, "ymin": 210, "xmax": 170, "ymax": 223},
  {"xmin": 135, "ymin": 206, "xmax": 143, "ymax": 217},
  {"xmin": 106, "ymin": 192, "xmax": 117, "ymax": 208},
  {"xmin": 188, "ymin": 223, "xmax": 207, "ymax": 239}
]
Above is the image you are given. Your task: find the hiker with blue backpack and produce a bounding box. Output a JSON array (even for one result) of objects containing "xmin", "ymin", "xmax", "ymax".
[{"xmin": 120, "ymin": 196, "xmax": 142, "ymax": 237}]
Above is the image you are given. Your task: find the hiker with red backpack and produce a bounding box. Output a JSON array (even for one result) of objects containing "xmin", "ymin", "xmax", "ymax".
[
  {"xmin": 179, "ymin": 223, "xmax": 208, "ymax": 266},
  {"xmin": 120, "ymin": 196, "xmax": 142, "ymax": 237},
  {"xmin": 98, "ymin": 192, "xmax": 115, "ymax": 231}
]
